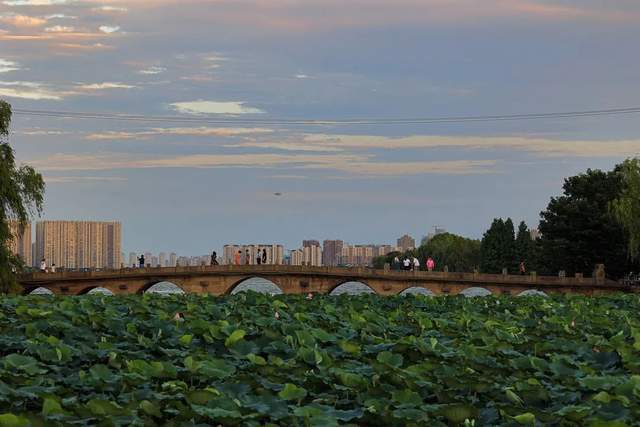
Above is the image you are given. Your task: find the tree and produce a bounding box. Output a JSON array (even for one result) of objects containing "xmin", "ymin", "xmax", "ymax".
[
  {"xmin": 515, "ymin": 221, "xmax": 535, "ymax": 270},
  {"xmin": 538, "ymin": 167, "xmax": 632, "ymax": 279},
  {"xmin": 416, "ymin": 233, "xmax": 480, "ymax": 272},
  {"xmin": 480, "ymin": 218, "xmax": 516, "ymax": 273},
  {"xmin": 610, "ymin": 158, "xmax": 640, "ymax": 261},
  {"xmin": 0, "ymin": 100, "xmax": 45, "ymax": 293}
]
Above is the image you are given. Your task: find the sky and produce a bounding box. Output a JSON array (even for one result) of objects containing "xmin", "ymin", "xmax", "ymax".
[{"xmin": 1, "ymin": 0, "xmax": 639, "ymax": 255}]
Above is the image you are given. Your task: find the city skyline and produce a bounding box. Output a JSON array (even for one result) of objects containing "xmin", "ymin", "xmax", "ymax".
[{"xmin": 1, "ymin": 1, "xmax": 638, "ymax": 254}]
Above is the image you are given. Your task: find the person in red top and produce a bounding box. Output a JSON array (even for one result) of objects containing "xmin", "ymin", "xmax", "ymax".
[
  {"xmin": 426, "ymin": 257, "xmax": 435, "ymax": 272},
  {"xmin": 234, "ymin": 251, "xmax": 242, "ymax": 265}
]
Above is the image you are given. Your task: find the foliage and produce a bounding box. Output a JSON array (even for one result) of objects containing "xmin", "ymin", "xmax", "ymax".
[
  {"xmin": 480, "ymin": 218, "xmax": 516, "ymax": 274},
  {"xmin": 515, "ymin": 221, "xmax": 535, "ymax": 271},
  {"xmin": 538, "ymin": 167, "xmax": 633, "ymax": 279},
  {"xmin": 0, "ymin": 292, "xmax": 639, "ymax": 425},
  {"xmin": 610, "ymin": 158, "xmax": 640, "ymax": 261},
  {"xmin": 0, "ymin": 101, "xmax": 45, "ymax": 293},
  {"xmin": 416, "ymin": 233, "xmax": 481, "ymax": 272}
]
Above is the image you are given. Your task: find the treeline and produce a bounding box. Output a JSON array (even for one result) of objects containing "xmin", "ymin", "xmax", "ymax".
[{"xmin": 375, "ymin": 160, "xmax": 640, "ymax": 279}]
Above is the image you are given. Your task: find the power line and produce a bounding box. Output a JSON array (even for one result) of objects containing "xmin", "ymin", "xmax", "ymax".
[{"xmin": 11, "ymin": 106, "xmax": 640, "ymax": 126}]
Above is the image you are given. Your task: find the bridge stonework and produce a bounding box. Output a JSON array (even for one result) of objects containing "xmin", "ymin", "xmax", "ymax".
[{"xmin": 17, "ymin": 265, "xmax": 634, "ymax": 296}]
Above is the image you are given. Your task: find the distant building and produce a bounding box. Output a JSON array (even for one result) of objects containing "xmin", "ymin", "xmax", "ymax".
[
  {"xmin": 290, "ymin": 249, "xmax": 304, "ymax": 266},
  {"xmin": 169, "ymin": 252, "xmax": 177, "ymax": 267},
  {"xmin": 223, "ymin": 244, "xmax": 285, "ymax": 265},
  {"xmin": 530, "ymin": 228, "xmax": 541, "ymax": 240},
  {"xmin": 159, "ymin": 252, "xmax": 167, "ymax": 267},
  {"xmin": 128, "ymin": 252, "xmax": 137, "ymax": 267},
  {"xmin": 303, "ymin": 240, "xmax": 320, "ymax": 248},
  {"xmin": 422, "ymin": 226, "xmax": 447, "ymax": 244},
  {"xmin": 150, "ymin": 256, "xmax": 159, "ymax": 267},
  {"xmin": 303, "ymin": 245, "xmax": 322, "ymax": 266},
  {"xmin": 397, "ymin": 234, "xmax": 416, "ymax": 251},
  {"xmin": 8, "ymin": 221, "xmax": 32, "ymax": 266},
  {"xmin": 35, "ymin": 220, "xmax": 121, "ymax": 269},
  {"xmin": 322, "ymin": 240, "xmax": 343, "ymax": 266}
]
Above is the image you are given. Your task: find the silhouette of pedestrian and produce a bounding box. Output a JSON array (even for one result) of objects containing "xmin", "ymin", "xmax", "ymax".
[
  {"xmin": 262, "ymin": 248, "xmax": 268, "ymax": 264},
  {"xmin": 256, "ymin": 250, "xmax": 262, "ymax": 265},
  {"xmin": 138, "ymin": 254, "xmax": 145, "ymax": 268},
  {"xmin": 245, "ymin": 249, "xmax": 251, "ymax": 265},
  {"xmin": 210, "ymin": 251, "xmax": 218, "ymax": 266}
]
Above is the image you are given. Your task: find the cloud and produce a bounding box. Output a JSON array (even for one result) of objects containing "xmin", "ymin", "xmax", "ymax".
[
  {"xmin": 2, "ymin": 0, "xmax": 72, "ymax": 5},
  {"xmin": 300, "ymin": 134, "xmax": 640, "ymax": 158},
  {"xmin": 76, "ymin": 82, "xmax": 136, "ymax": 90},
  {"xmin": 29, "ymin": 152, "xmax": 496, "ymax": 176},
  {"xmin": 0, "ymin": 59, "xmax": 20, "ymax": 73},
  {"xmin": 45, "ymin": 25, "xmax": 74, "ymax": 32},
  {"xmin": 0, "ymin": 80, "xmax": 64, "ymax": 100},
  {"xmin": 170, "ymin": 100, "xmax": 264, "ymax": 115},
  {"xmin": 138, "ymin": 66, "xmax": 166, "ymax": 75},
  {"xmin": 44, "ymin": 176, "xmax": 127, "ymax": 183},
  {"xmin": 93, "ymin": 6, "xmax": 127, "ymax": 13},
  {"xmin": 86, "ymin": 127, "xmax": 273, "ymax": 140},
  {"xmin": 225, "ymin": 141, "xmax": 343, "ymax": 153},
  {"xmin": 0, "ymin": 14, "xmax": 47, "ymax": 27},
  {"xmin": 98, "ymin": 25, "xmax": 120, "ymax": 34}
]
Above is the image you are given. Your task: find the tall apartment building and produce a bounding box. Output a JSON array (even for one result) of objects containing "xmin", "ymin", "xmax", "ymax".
[
  {"xmin": 169, "ymin": 252, "xmax": 177, "ymax": 267},
  {"xmin": 35, "ymin": 221, "xmax": 121, "ymax": 269},
  {"xmin": 290, "ymin": 249, "xmax": 303, "ymax": 266},
  {"xmin": 303, "ymin": 245, "xmax": 323, "ymax": 266},
  {"xmin": 223, "ymin": 244, "xmax": 285, "ymax": 265},
  {"xmin": 8, "ymin": 220, "xmax": 32, "ymax": 266},
  {"xmin": 322, "ymin": 240, "xmax": 343, "ymax": 266},
  {"xmin": 159, "ymin": 252, "xmax": 167, "ymax": 267},
  {"xmin": 303, "ymin": 240, "xmax": 320, "ymax": 248},
  {"xmin": 397, "ymin": 234, "xmax": 416, "ymax": 251}
]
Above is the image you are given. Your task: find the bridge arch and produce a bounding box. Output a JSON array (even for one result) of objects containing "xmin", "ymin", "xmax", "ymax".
[
  {"xmin": 459, "ymin": 287, "xmax": 492, "ymax": 297},
  {"xmin": 329, "ymin": 281, "xmax": 376, "ymax": 296},
  {"xmin": 80, "ymin": 286, "xmax": 114, "ymax": 296},
  {"xmin": 27, "ymin": 287, "xmax": 54, "ymax": 296},
  {"xmin": 399, "ymin": 287, "xmax": 435, "ymax": 297},
  {"xmin": 518, "ymin": 289, "xmax": 548, "ymax": 297},
  {"xmin": 142, "ymin": 281, "xmax": 186, "ymax": 295},
  {"xmin": 229, "ymin": 277, "xmax": 283, "ymax": 295}
]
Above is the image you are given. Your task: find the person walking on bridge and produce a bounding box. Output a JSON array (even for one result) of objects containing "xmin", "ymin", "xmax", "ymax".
[
  {"xmin": 234, "ymin": 250, "xmax": 242, "ymax": 265},
  {"xmin": 412, "ymin": 257, "xmax": 420, "ymax": 271},
  {"xmin": 210, "ymin": 251, "xmax": 218, "ymax": 266},
  {"xmin": 262, "ymin": 248, "xmax": 268, "ymax": 265},
  {"xmin": 426, "ymin": 257, "xmax": 435, "ymax": 272},
  {"xmin": 256, "ymin": 249, "xmax": 262, "ymax": 265},
  {"xmin": 245, "ymin": 249, "xmax": 251, "ymax": 265},
  {"xmin": 138, "ymin": 254, "xmax": 145, "ymax": 268}
]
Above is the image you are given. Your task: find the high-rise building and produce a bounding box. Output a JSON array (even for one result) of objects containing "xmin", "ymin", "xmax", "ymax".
[
  {"xmin": 303, "ymin": 240, "xmax": 320, "ymax": 248},
  {"xmin": 169, "ymin": 252, "xmax": 177, "ymax": 267},
  {"xmin": 423, "ymin": 226, "xmax": 447, "ymax": 244},
  {"xmin": 128, "ymin": 252, "xmax": 137, "ymax": 267},
  {"xmin": 223, "ymin": 244, "xmax": 285, "ymax": 265},
  {"xmin": 35, "ymin": 221, "xmax": 121, "ymax": 269},
  {"xmin": 397, "ymin": 234, "xmax": 416, "ymax": 251},
  {"xmin": 159, "ymin": 252, "xmax": 167, "ymax": 268},
  {"xmin": 8, "ymin": 221, "xmax": 32, "ymax": 266},
  {"xmin": 322, "ymin": 240, "xmax": 343, "ymax": 266},
  {"xmin": 290, "ymin": 249, "xmax": 303, "ymax": 266},
  {"xmin": 303, "ymin": 245, "xmax": 322, "ymax": 266}
]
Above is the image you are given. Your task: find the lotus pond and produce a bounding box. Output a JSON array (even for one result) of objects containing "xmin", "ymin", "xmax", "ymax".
[{"xmin": 0, "ymin": 292, "xmax": 639, "ymax": 426}]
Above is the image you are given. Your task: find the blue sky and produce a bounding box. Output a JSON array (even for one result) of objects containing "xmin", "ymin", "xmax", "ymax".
[{"xmin": 1, "ymin": 0, "xmax": 639, "ymax": 254}]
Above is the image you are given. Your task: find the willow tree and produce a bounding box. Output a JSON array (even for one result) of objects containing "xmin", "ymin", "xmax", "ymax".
[
  {"xmin": 611, "ymin": 158, "xmax": 640, "ymax": 261},
  {"xmin": 0, "ymin": 100, "xmax": 45, "ymax": 293}
]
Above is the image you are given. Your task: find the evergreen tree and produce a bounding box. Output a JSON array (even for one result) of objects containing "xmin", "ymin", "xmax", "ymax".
[
  {"xmin": 515, "ymin": 221, "xmax": 535, "ymax": 270},
  {"xmin": 481, "ymin": 218, "xmax": 516, "ymax": 273},
  {"xmin": 0, "ymin": 100, "xmax": 45, "ymax": 293}
]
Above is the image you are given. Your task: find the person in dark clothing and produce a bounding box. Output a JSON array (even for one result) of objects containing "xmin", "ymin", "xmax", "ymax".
[
  {"xmin": 519, "ymin": 261, "xmax": 526, "ymax": 275},
  {"xmin": 210, "ymin": 251, "xmax": 218, "ymax": 266},
  {"xmin": 256, "ymin": 250, "xmax": 262, "ymax": 265},
  {"xmin": 262, "ymin": 249, "xmax": 268, "ymax": 264},
  {"xmin": 245, "ymin": 249, "xmax": 251, "ymax": 265},
  {"xmin": 138, "ymin": 254, "xmax": 145, "ymax": 268}
]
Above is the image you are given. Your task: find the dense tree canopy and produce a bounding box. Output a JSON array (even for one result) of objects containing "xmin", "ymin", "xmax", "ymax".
[
  {"xmin": 610, "ymin": 158, "xmax": 640, "ymax": 261},
  {"xmin": 416, "ymin": 233, "xmax": 480, "ymax": 272},
  {"xmin": 0, "ymin": 100, "xmax": 45, "ymax": 293},
  {"xmin": 538, "ymin": 167, "xmax": 633, "ymax": 279},
  {"xmin": 480, "ymin": 218, "xmax": 517, "ymax": 274}
]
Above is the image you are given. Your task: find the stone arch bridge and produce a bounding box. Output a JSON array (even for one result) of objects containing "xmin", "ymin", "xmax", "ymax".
[{"xmin": 17, "ymin": 265, "xmax": 632, "ymax": 296}]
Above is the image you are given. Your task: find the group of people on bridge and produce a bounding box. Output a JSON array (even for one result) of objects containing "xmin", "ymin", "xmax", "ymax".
[{"xmin": 392, "ymin": 256, "xmax": 436, "ymax": 272}]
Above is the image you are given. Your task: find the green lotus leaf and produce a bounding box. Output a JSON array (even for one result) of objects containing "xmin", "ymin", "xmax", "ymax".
[
  {"xmin": 225, "ymin": 329, "xmax": 246, "ymax": 347},
  {"xmin": 0, "ymin": 414, "xmax": 29, "ymax": 427},
  {"xmin": 278, "ymin": 383, "xmax": 307, "ymax": 401},
  {"xmin": 377, "ymin": 351, "xmax": 403, "ymax": 368}
]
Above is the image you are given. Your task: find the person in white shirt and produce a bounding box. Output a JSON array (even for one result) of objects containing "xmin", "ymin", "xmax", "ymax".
[
  {"xmin": 40, "ymin": 259, "xmax": 47, "ymax": 273},
  {"xmin": 50, "ymin": 264, "xmax": 56, "ymax": 273},
  {"xmin": 412, "ymin": 257, "xmax": 420, "ymax": 271},
  {"xmin": 402, "ymin": 258, "xmax": 411, "ymax": 271}
]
